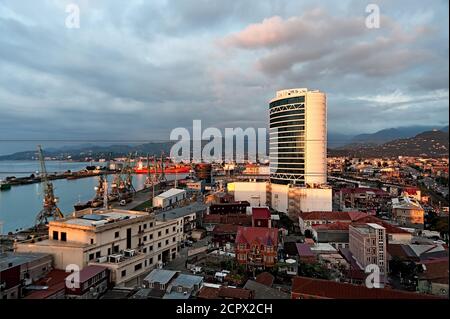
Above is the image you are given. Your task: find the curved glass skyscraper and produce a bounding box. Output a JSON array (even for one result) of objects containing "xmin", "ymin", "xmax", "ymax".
[{"xmin": 269, "ymin": 88, "xmax": 327, "ymax": 186}]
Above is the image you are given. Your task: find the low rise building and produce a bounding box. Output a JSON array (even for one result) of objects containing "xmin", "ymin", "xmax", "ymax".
[
  {"xmin": 252, "ymin": 207, "xmax": 272, "ymax": 228},
  {"xmin": 65, "ymin": 265, "xmax": 109, "ymax": 299},
  {"xmin": 16, "ymin": 208, "xmax": 179, "ymax": 286},
  {"xmin": 197, "ymin": 284, "xmax": 254, "ymax": 299},
  {"xmin": 153, "ymin": 188, "xmax": 187, "ymax": 209},
  {"xmin": 155, "ymin": 202, "xmax": 206, "ymax": 241},
  {"xmin": 291, "ymin": 276, "xmax": 439, "ymax": 299},
  {"xmin": 392, "ymin": 196, "xmax": 425, "ymax": 229},
  {"xmin": 0, "ymin": 252, "xmax": 53, "ymax": 299},
  {"xmin": 235, "ymin": 226, "xmax": 279, "ymax": 270}
]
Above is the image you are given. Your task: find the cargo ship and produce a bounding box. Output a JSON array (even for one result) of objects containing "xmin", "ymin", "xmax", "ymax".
[{"xmin": 134, "ymin": 161, "xmax": 190, "ymax": 174}]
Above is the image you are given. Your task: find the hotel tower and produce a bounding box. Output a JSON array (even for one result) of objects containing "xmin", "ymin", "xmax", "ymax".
[{"xmin": 269, "ymin": 88, "xmax": 327, "ymax": 187}]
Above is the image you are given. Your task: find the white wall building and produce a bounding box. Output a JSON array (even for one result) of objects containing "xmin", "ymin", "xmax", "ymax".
[
  {"xmin": 269, "ymin": 88, "xmax": 327, "ymax": 187},
  {"xmin": 153, "ymin": 188, "xmax": 187, "ymax": 209},
  {"xmin": 16, "ymin": 209, "xmax": 180, "ymax": 286},
  {"xmin": 229, "ymin": 181, "xmax": 268, "ymax": 207}
]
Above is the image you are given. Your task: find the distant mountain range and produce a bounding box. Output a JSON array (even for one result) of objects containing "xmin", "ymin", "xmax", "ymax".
[
  {"xmin": 328, "ymin": 125, "xmax": 449, "ymax": 148},
  {"xmin": 0, "ymin": 142, "xmax": 176, "ymax": 161},
  {"xmin": 329, "ymin": 129, "xmax": 449, "ymax": 158},
  {"xmin": 1, "ymin": 125, "xmax": 448, "ymax": 160}
]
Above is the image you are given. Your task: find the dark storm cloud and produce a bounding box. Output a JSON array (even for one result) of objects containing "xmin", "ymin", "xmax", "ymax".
[{"xmin": 0, "ymin": 0, "xmax": 448, "ymax": 155}]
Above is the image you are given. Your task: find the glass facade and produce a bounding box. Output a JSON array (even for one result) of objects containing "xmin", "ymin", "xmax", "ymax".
[{"xmin": 269, "ymin": 98, "xmax": 306, "ymax": 185}]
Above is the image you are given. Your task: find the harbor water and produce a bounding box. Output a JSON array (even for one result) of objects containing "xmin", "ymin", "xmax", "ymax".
[{"xmin": 0, "ymin": 161, "xmax": 184, "ymax": 234}]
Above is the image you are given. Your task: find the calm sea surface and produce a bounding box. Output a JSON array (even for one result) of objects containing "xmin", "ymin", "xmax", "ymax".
[{"xmin": 0, "ymin": 161, "xmax": 181, "ymax": 234}]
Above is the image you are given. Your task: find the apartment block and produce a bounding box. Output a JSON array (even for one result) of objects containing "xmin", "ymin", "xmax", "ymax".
[
  {"xmin": 349, "ymin": 223, "xmax": 387, "ymax": 275},
  {"xmin": 15, "ymin": 208, "xmax": 179, "ymax": 286}
]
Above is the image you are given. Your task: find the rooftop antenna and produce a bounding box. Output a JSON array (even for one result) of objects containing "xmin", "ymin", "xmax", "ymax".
[{"xmin": 35, "ymin": 145, "xmax": 64, "ymax": 226}]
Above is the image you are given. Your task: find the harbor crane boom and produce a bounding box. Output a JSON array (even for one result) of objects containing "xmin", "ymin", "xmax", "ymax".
[{"xmin": 35, "ymin": 145, "xmax": 64, "ymax": 226}]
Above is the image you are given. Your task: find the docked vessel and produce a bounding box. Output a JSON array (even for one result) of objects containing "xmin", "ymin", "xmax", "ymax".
[
  {"xmin": 0, "ymin": 179, "xmax": 11, "ymax": 191},
  {"xmin": 134, "ymin": 161, "xmax": 190, "ymax": 174}
]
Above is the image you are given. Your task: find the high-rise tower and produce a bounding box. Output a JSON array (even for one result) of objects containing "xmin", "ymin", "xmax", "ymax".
[{"xmin": 269, "ymin": 88, "xmax": 327, "ymax": 187}]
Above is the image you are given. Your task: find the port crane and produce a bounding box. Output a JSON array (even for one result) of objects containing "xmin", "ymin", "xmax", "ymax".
[
  {"xmin": 159, "ymin": 152, "xmax": 167, "ymax": 183},
  {"xmin": 35, "ymin": 145, "xmax": 64, "ymax": 226}
]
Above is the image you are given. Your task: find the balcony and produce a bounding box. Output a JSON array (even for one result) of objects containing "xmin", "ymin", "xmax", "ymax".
[{"xmin": 90, "ymin": 249, "xmax": 144, "ymax": 266}]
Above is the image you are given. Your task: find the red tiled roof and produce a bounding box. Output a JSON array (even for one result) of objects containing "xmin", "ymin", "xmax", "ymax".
[
  {"xmin": 78, "ymin": 265, "xmax": 107, "ymax": 283},
  {"xmin": 418, "ymin": 258, "xmax": 449, "ymax": 284},
  {"xmin": 213, "ymin": 224, "xmax": 238, "ymax": 234},
  {"xmin": 340, "ymin": 188, "xmax": 390, "ymax": 196},
  {"xmin": 203, "ymin": 214, "xmax": 222, "ymax": 223},
  {"xmin": 197, "ymin": 286, "xmax": 254, "ymax": 299},
  {"xmin": 291, "ymin": 276, "xmax": 440, "ymax": 299},
  {"xmin": 218, "ymin": 287, "xmax": 254, "ymax": 299},
  {"xmin": 204, "ymin": 214, "xmax": 252, "ymax": 226},
  {"xmin": 355, "ymin": 216, "xmax": 411, "ymax": 234},
  {"xmin": 197, "ymin": 286, "xmax": 219, "ymax": 299},
  {"xmin": 299, "ymin": 211, "xmax": 367, "ymax": 222},
  {"xmin": 313, "ymin": 221, "xmax": 350, "ymax": 231},
  {"xmin": 24, "ymin": 270, "xmax": 68, "ymax": 299},
  {"xmin": 255, "ymin": 272, "xmax": 274, "ymax": 287},
  {"xmin": 235, "ymin": 226, "xmax": 278, "ymax": 247},
  {"xmin": 252, "ymin": 207, "xmax": 271, "ymax": 220}
]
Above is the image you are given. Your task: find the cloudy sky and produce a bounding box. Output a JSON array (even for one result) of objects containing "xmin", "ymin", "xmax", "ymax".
[{"xmin": 0, "ymin": 0, "xmax": 448, "ymax": 154}]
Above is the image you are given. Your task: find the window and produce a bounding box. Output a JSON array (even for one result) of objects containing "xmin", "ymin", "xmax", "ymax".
[
  {"xmin": 165, "ymin": 239, "xmax": 169, "ymax": 245},
  {"xmin": 115, "ymin": 231, "xmax": 120, "ymax": 238},
  {"xmin": 149, "ymin": 257, "xmax": 153, "ymax": 264},
  {"xmin": 90, "ymin": 238, "xmax": 94, "ymax": 245},
  {"xmin": 60, "ymin": 232, "xmax": 67, "ymax": 241},
  {"xmin": 158, "ymin": 231, "xmax": 162, "ymax": 237},
  {"xmin": 113, "ymin": 245, "xmax": 119, "ymax": 253},
  {"xmin": 149, "ymin": 245, "xmax": 153, "ymax": 251},
  {"xmin": 143, "ymin": 247, "xmax": 147, "ymax": 253},
  {"xmin": 158, "ymin": 254, "xmax": 161, "ymax": 261},
  {"xmin": 172, "ymin": 237, "xmax": 176, "ymax": 242},
  {"xmin": 121, "ymin": 270, "xmax": 126, "ymax": 278},
  {"xmin": 144, "ymin": 223, "xmax": 147, "ymax": 229},
  {"xmin": 172, "ymin": 226, "xmax": 176, "ymax": 232},
  {"xmin": 95, "ymin": 251, "xmax": 101, "ymax": 258},
  {"xmin": 134, "ymin": 263, "xmax": 142, "ymax": 271},
  {"xmin": 150, "ymin": 234, "xmax": 153, "ymax": 240},
  {"xmin": 143, "ymin": 236, "xmax": 147, "ymax": 242},
  {"xmin": 158, "ymin": 242, "xmax": 161, "ymax": 248},
  {"xmin": 89, "ymin": 253, "xmax": 95, "ymax": 261},
  {"xmin": 52, "ymin": 231, "xmax": 59, "ymax": 240},
  {"xmin": 150, "ymin": 222, "xmax": 153, "ymax": 228},
  {"xmin": 165, "ymin": 229, "xmax": 169, "ymax": 234}
]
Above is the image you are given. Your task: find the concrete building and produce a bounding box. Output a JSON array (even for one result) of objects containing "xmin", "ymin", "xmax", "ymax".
[
  {"xmin": 392, "ymin": 196, "xmax": 425, "ymax": 229},
  {"xmin": 269, "ymin": 88, "xmax": 327, "ymax": 186},
  {"xmin": 229, "ymin": 181, "xmax": 269, "ymax": 207},
  {"xmin": 15, "ymin": 208, "xmax": 179, "ymax": 287},
  {"xmin": 0, "ymin": 252, "xmax": 52, "ymax": 299},
  {"xmin": 155, "ymin": 202, "xmax": 206, "ymax": 241},
  {"xmin": 153, "ymin": 188, "xmax": 187, "ymax": 209},
  {"xmin": 349, "ymin": 223, "xmax": 387, "ymax": 275},
  {"xmin": 65, "ymin": 265, "xmax": 109, "ymax": 299}
]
